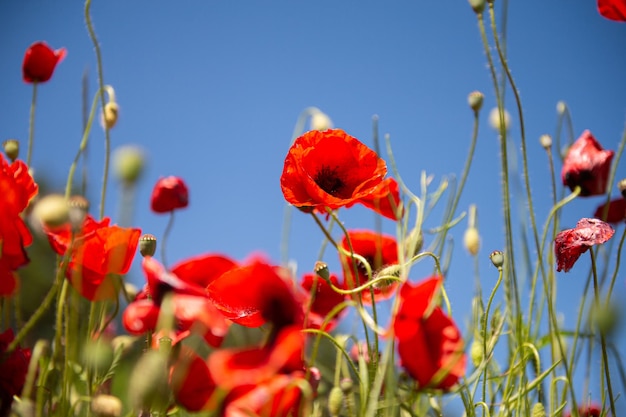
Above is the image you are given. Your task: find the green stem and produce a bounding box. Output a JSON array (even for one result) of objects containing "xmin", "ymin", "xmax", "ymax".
[
  {"xmin": 482, "ymin": 265, "xmax": 504, "ymax": 417},
  {"xmin": 26, "ymin": 82, "xmax": 38, "ymax": 166},
  {"xmin": 161, "ymin": 211, "xmax": 175, "ymax": 269},
  {"xmin": 590, "ymin": 250, "xmax": 616, "ymax": 417}
]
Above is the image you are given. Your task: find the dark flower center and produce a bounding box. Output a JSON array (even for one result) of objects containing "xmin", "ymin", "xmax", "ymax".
[{"xmin": 314, "ymin": 166, "xmax": 345, "ymax": 197}]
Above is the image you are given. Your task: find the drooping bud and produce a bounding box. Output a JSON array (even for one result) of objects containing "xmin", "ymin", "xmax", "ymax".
[
  {"xmin": 310, "ymin": 110, "xmax": 333, "ymax": 131},
  {"xmin": 470, "ymin": 339, "xmax": 483, "ymax": 367},
  {"xmin": 464, "ymin": 204, "xmax": 480, "ymax": 256},
  {"xmin": 539, "ymin": 134, "xmax": 552, "ymax": 150},
  {"xmin": 113, "ymin": 145, "xmax": 145, "ymax": 184},
  {"xmin": 488, "ymin": 108, "xmax": 511, "ymax": 132},
  {"xmin": 91, "ymin": 395, "xmax": 123, "ymax": 417},
  {"xmin": 373, "ymin": 264, "xmax": 401, "ymax": 290},
  {"xmin": 139, "ymin": 234, "xmax": 157, "ymax": 257},
  {"xmin": 68, "ymin": 195, "xmax": 90, "ymax": 232},
  {"xmin": 468, "ymin": 91, "xmax": 484, "ymax": 112},
  {"xmin": 468, "ymin": 0, "xmax": 486, "ymax": 13},
  {"xmin": 531, "ymin": 402, "xmax": 546, "ymax": 417},
  {"xmin": 102, "ymin": 102, "xmax": 119, "ymax": 129},
  {"xmin": 618, "ymin": 178, "xmax": 626, "ymax": 199},
  {"xmin": 3, "ymin": 139, "xmax": 19, "ymax": 162},
  {"xmin": 328, "ymin": 386, "xmax": 344, "ymax": 417},
  {"xmin": 32, "ymin": 194, "xmax": 70, "ymax": 229},
  {"xmin": 556, "ymin": 101, "xmax": 567, "ymax": 115},
  {"xmin": 490, "ymin": 250, "xmax": 504, "ymax": 268}
]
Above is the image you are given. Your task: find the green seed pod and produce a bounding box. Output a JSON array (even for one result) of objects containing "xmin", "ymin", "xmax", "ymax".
[
  {"xmin": 139, "ymin": 234, "xmax": 157, "ymax": 257},
  {"xmin": 3, "ymin": 139, "xmax": 19, "ymax": 162},
  {"xmin": 468, "ymin": 0, "xmax": 486, "ymax": 13},
  {"xmin": 490, "ymin": 250, "xmax": 504, "ymax": 268},
  {"xmin": 467, "ymin": 91, "xmax": 484, "ymax": 112}
]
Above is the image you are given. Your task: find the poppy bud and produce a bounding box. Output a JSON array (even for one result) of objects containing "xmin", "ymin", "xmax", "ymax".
[
  {"xmin": 22, "ymin": 42, "xmax": 66, "ymax": 83},
  {"xmin": 470, "ymin": 339, "xmax": 483, "ymax": 367},
  {"xmin": 310, "ymin": 110, "xmax": 333, "ymax": 131},
  {"xmin": 3, "ymin": 139, "xmax": 19, "ymax": 162},
  {"xmin": 590, "ymin": 301, "xmax": 620, "ymax": 337},
  {"xmin": 91, "ymin": 395, "xmax": 122, "ymax": 417},
  {"xmin": 328, "ymin": 386, "xmax": 344, "ymax": 417},
  {"xmin": 340, "ymin": 378, "xmax": 353, "ymax": 394},
  {"xmin": 32, "ymin": 194, "xmax": 69, "ymax": 229},
  {"xmin": 618, "ymin": 178, "xmax": 626, "ymax": 198},
  {"xmin": 113, "ymin": 145, "xmax": 145, "ymax": 184},
  {"xmin": 68, "ymin": 195, "xmax": 90, "ymax": 232},
  {"xmin": 150, "ymin": 176, "xmax": 189, "ymax": 213},
  {"xmin": 374, "ymin": 264, "xmax": 401, "ymax": 290},
  {"xmin": 464, "ymin": 227, "xmax": 480, "ymax": 256},
  {"xmin": 556, "ymin": 101, "xmax": 566, "ymax": 115},
  {"xmin": 467, "ymin": 91, "xmax": 484, "ymax": 112},
  {"xmin": 488, "ymin": 108, "xmax": 511, "ymax": 132},
  {"xmin": 314, "ymin": 261, "xmax": 330, "ymax": 283},
  {"xmin": 539, "ymin": 134, "xmax": 552, "ymax": 150},
  {"xmin": 531, "ymin": 402, "xmax": 546, "ymax": 417},
  {"xmin": 468, "ymin": 0, "xmax": 486, "ymax": 13},
  {"xmin": 102, "ymin": 102, "xmax": 119, "ymax": 129},
  {"xmin": 139, "ymin": 234, "xmax": 157, "ymax": 257},
  {"xmin": 490, "ymin": 250, "xmax": 504, "ymax": 268}
]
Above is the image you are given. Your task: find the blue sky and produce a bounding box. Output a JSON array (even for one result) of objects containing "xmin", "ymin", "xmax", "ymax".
[{"xmin": 2, "ymin": 0, "xmax": 626, "ymax": 410}]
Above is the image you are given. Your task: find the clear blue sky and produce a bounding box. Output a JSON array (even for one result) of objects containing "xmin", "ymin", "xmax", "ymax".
[{"xmin": 1, "ymin": 1, "xmax": 626, "ymax": 410}]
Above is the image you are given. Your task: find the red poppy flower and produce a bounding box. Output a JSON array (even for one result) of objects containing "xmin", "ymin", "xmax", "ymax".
[
  {"xmin": 564, "ymin": 403, "xmax": 602, "ymax": 417},
  {"xmin": 150, "ymin": 176, "xmax": 189, "ymax": 213},
  {"xmin": 45, "ymin": 215, "xmax": 141, "ymax": 300},
  {"xmin": 141, "ymin": 256, "xmax": 209, "ymax": 303},
  {"xmin": 561, "ymin": 130, "xmax": 614, "ymax": 196},
  {"xmin": 22, "ymin": 41, "xmax": 67, "ymax": 83},
  {"xmin": 280, "ymin": 129, "xmax": 400, "ymax": 220},
  {"xmin": 300, "ymin": 273, "xmax": 347, "ymax": 331},
  {"xmin": 598, "ymin": 0, "xmax": 626, "ymax": 21},
  {"xmin": 0, "ymin": 329, "xmax": 31, "ymax": 416},
  {"xmin": 393, "ymin": 276, "xmax": 466, "ymax": 390},
  {"xmin": 594, "ymin": 198, "xmax": 626, "ymax": 224},
  {"xmin": 170, "ymin": 253, "xmax": 238, "ymax": 289},
  {"xmin": 0, "ymin": 154, "xmax": 38, "ymax": 295},
  {"xmin": 355, "ymin": 177, "xmax": 402, "ymax": 220},
  {"xmin": 555, "ymin": 218, "xmax": 614, "ymax": 272},
  {"xmin": 207, "ymin": 261, "xmax": 303, "ymax": 330},
  {"xmin": 170, "ymin": 348, "xmax": 219, "ymax": 412},
  {"xmin": 339, "ymin": 230, "xmax": 399, "ymax": 304}
]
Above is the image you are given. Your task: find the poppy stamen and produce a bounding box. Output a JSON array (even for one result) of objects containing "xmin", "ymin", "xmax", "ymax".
[{"xmin": 314, "ymin": 166, "xmax": 345, "ymax": 197}]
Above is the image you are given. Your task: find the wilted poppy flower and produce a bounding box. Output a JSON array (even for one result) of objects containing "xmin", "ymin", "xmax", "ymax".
[
  {"xmin": 22, "ymin": 41, "xmax": 67, "ymax": 83},
  {"xmin": 45, "ymin": 215, "xmax": 141, "ymax": 300},
  {"xmin": 598, "ymin": 0, "xmax": 626, "ymax": 21},
  {"xmin": 594, "ymin": 198, "xmax": 626, "ymax": 224},
  {"xmin": 555, "ymin": 218, "xmax": 614, "ymax": 272},
  {"xmin": 208, "ymin": 261, "xmax": 303, "ymax": 330},
  {"xmin": 562, "ymin": 130, "xmax": 614, "ymax": 196},
  {"xmin": 564, "ymin": 403, "xmax": 602, "ymax": 417},
  {"xmin": 339, "ymin": 230, "xmax": 399, "ymax": 304},
  {"xmin": 150, "ymin": 176, "xmax": 189, "ymax": 213},
  {"xmin": 280, "ymin": 129, "xmax": 400, "ymax": 220},
  {"xmin": 0, "ymin": 329, "xmax": 31, "ymax": 416},
  {"xmin": 393, "ymin": 276, "xmax": 466, "ymax": 390},
  {"xmin": 0, "ymin": 154, "xmax": 38, "ymax": 296},
  {"xmin": 300, "ymin": 273, "xmax": 347, "ymax": 331}
]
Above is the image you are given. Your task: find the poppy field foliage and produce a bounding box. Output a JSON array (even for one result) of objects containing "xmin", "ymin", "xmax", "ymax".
[{"xmin": 1, "ymin": 1, "xmax": 626, "ymax": 417}]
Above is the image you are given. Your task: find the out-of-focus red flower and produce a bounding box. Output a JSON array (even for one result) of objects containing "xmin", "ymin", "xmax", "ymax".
[
  {"xmin": 280, "ymin": 129, "xmax": 400, "ymax": 220},
  {"xmin": 45, "ymin": 215, "xmax": 141, "ymax": 300},
  {"xmin": 207, "ymin": 261, "xmax": 303, "ymax": 330},
  {"xmin": 170, "ymin": 348, "xmax": 219, "ymax": 412},
  {"xmin": 141, "ymin": 256, "xmax": 209, "ymax": 303},
  {"xmin": 0, "ymin": 154, "xmax": 38, "ymax": 296},
  {"xmin": 150, "ymin": 176, "xmax": 189, "ymax": 213},
  {"xmin": 170, "ymin": 253, "xmax": 238, "ymax": 289},
  {"xmin": 393, "ymin": 276, "xmax": 466, "ymax": 390},
  {"xmin": 0, "ymin": 329, "xmax": 31, "ymax": 416},
  {"xmin": 598, "ymin": 0, "xmax": 626, "ymax": 21},
  {"xmin": 300, "ymin": 273, "xmax": 347, "ymax": 331},
  {"xmin": 555, "ymin": 218, "xmax": 614, "ymax": 272},
  {"xmin": 22, "ymin": 41, "xmax": 67, "ymax": 83},
  {"xmin": 339, "ymin": 230, "xmax": 398, "ymax": 304},
  {"xmin": 562, "ymin": 130, "xmax": 614, "ymax": 196},
  {"xmin": 594, "ymin": 198, "xmax": 626, "ymax": 224},
  {"xmin": 564, "ymin": 403, "xmax": 602, "ymax": 417}
]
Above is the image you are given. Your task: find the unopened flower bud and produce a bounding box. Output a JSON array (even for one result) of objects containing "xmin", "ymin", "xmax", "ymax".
[
  {"xmin": 468, "ymin": 0, "xmax": 486, "ymax": 13},
  {"xmin": 618, "ymin": 178, "xmax": 626, "ymax": 199},
  {"xmin": 591, "ymin": 301, "xmax": 620, "ymax": 337},
  {"xmin": 488, "ymin": 108, "xmax": 511, "ymax": 132},
  {"xmin": 340, "ymin": 378, "xmax": 353, "ymax": 394},
  {"xmin": 470, "ymin": 339, "xmax": 483, "ymax": 367},
  {"xmin": 467, "ymin": 91, "xmax": 484, "ymax": 112},
  {"xmin": 3, "ymin": 139, "xmax": 19, "ymax": 162},
  {"xmin": 490, "ymin": 250, "xmax": 504, "ymax": 268},
  {"xmin": 91, "ymin": 394, "xmax": 122, "ymax": 417},
  {"xmin": 328, "ymin": 386, "xmax": 344, "ymax": 417},
  {"xmin": 531, "ymin": 402, "xmax": 546, "ymax": 417},
  {"xmin": 464, "ymin": 227, "xmax": 480, "ymax": 256},
  {"xmin": 32, "ymin": 194, "xmax": 69, "ymax": 229},
  {"xmin": 314, "ymin": 261, "xmax": 330, "ymax": 282},
  {"xmin": 556, "ymin": 101, "xmax": 566, "ymax": 115},
  {"xmin": 113, "ymin": 145, "xmax": 145, "ymax": 184},
  {"xmin": 539, "ymin": 134, "xmax": 552, "ymax": 149},
  {"xmin": 374, "ymin": 264, "xmax": 401, "ymax": 290},
  {"xmin": 102, "ymin": 101, "xmax": 119, "ymax": 129},
  {"xmin": 139, "ymin": 234, "xmax": 157, "ymax": 257},
  {"xmin": 68, "ymin": 195, "xmax": 90, "ymax": 232},
  {"xmin": 310, "ymin": 110, "xmax": 333, "ymax": 131}
]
